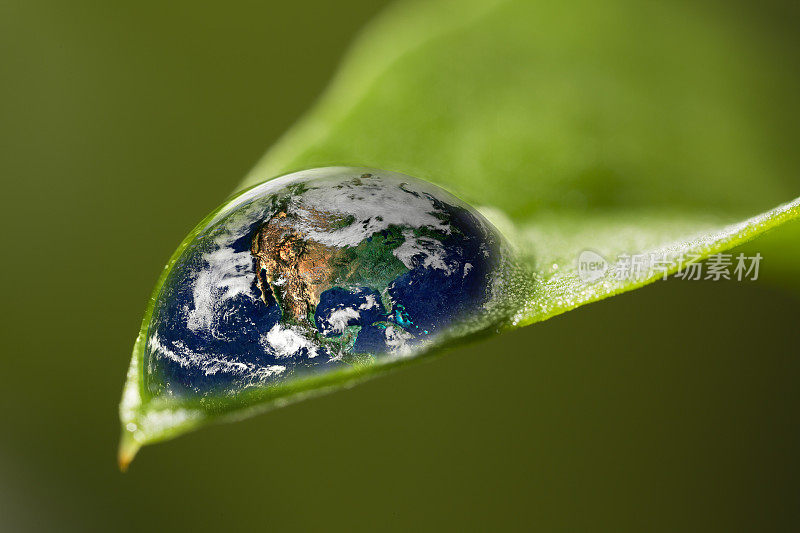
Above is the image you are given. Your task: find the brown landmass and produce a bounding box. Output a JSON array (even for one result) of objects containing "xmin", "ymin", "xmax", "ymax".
[{"xmin": 250, "ymin": 209, "xmax": 346, "ymax": 323}]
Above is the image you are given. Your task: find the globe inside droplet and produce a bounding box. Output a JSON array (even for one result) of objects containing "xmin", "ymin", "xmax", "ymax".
[{"xmin": 144, "ymin": 167, "xmax": 508, "ymax": 398}]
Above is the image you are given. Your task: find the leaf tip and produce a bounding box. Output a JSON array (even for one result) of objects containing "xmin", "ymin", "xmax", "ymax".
[{"xmin": 118, "ymin": 432, "xmax": 140, "ymax": 472}]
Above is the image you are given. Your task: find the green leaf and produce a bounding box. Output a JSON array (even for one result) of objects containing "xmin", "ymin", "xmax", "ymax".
[{"xmin": 120, "ymin": 0, "xmax": 800, "ymax": 467}]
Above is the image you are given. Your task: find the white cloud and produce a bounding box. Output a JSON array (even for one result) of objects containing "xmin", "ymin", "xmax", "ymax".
[
  {"xmin": 263, "ymin": 324, "xmax": 319, "ymax": 359},
  {"xmin": 149, "ymin": 331, "xmax": 286, "ymax": 384},
  {"xmin": 285, "ymin": 175, "xmax": 452, "ymax": 247},
  {"xmin": 323, "ymin": 307, "xmax": 361, "ymax": 334},
  {"xmin": 392, "ymin": 230, "xmax": 453, "ymax": 273}
]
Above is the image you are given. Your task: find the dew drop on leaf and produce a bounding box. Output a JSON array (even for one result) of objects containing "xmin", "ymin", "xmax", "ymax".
[{"xmin": 140, "ymin": 167, "xmax": 511, "ymax": 401}]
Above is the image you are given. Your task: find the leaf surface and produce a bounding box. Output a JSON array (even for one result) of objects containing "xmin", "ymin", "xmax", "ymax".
[{"xmin": 120, "ymin": 0, "xmax": 800, "ymax": 466}]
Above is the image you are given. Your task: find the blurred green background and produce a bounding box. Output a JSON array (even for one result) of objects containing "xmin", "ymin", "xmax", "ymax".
[{"xmin": 2, "ymin": 1, "xmax": 799, "ymax": 531}]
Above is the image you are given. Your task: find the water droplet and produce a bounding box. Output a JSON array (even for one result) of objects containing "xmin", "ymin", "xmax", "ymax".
[{"xmin": 142, "ymin": 168, "xmax": 510, "ymax": 399}]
